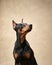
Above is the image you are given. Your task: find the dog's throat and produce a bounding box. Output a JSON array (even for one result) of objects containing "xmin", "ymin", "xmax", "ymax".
[
  {"xmin": 17, "ymin": 32, "xmax": 26, "ymax": 44},
  {"xmin": 20, "ymin": 33, "xmax": 26, "ymax": 44}
]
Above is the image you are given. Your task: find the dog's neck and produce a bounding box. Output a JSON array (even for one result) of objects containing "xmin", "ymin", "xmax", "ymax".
[{"xmin": 16, "ymin": 30, "xmax": 27, "ymax": 44}]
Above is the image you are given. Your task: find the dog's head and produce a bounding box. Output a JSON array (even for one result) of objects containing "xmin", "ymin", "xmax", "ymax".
[{"xmin": 12, "ymin": 20, "xmax": 32, "ymax": 34}]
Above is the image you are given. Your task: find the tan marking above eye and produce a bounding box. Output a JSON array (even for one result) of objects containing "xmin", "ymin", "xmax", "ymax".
[{"xmin": 18, "ymin": 29, "xmax": 21, "ymax": 33}]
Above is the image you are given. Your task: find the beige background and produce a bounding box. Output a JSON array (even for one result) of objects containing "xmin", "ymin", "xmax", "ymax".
[{"xmin": 0, "ymin": 0, "xmax": 52, "ymax": 65}]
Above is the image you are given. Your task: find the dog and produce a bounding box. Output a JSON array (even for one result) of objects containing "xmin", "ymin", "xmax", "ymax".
[{"xmin": 12, "ymin": 19, "xmax": 38, "ymax": 65}]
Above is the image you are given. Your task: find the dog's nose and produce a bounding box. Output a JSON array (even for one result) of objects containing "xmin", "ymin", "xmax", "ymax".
[{"xmin": 29, "ymin": 24, "xmax": 32, "ymax": 30}]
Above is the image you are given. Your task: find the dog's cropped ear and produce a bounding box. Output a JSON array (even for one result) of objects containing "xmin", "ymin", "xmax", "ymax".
[{"xmin": 12, "ymin": 20, "xmax": 16, "ymax": 29}]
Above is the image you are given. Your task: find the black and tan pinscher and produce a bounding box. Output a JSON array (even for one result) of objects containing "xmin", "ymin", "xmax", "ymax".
[{"xmin": 12, "ymin": 19, "xmax": 38, "ymax": 65}]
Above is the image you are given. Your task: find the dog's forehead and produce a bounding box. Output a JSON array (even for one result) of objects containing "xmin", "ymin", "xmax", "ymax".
[
  {"xmin": 19, "ymin": 23, "xmax": 28, "ymax": 25},
  {"xmin": 16, "ymin": 23, "xmax": 28, "ymax": 29},
  {"xmin": 16, "ymin": 23, "xmax": 28, "ymax": 27}
]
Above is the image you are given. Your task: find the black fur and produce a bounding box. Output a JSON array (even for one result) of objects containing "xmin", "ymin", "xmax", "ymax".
[{"xmin": 13, "ymin": 22, "xmax": 38, "ymax": 65}]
